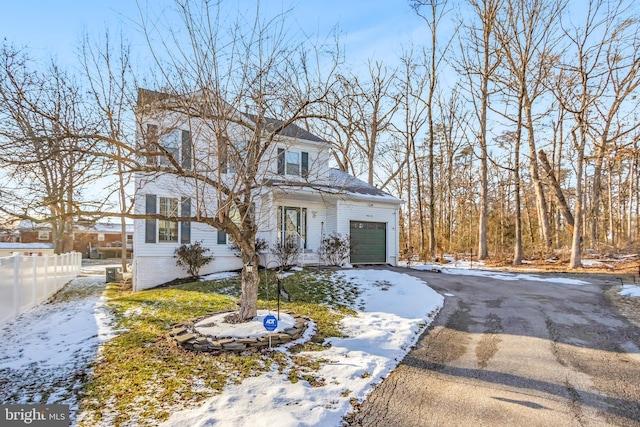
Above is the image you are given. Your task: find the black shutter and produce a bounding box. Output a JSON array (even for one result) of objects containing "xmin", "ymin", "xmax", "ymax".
[
  {"xmin": 145, "ymin": 194, "xmax": 156, "ymax": 243},
  {"xmin": 181, "ymin": 130, "xmax": 192, "ymax": 170},
  {"xmin": 218, "ymin": 137, "xmax": 228, "ymax": 173},
  {"xmin": 146, "ymin": 124, "xmax": 158, "ymax": 165},
  {"xmin": 277, "ymin": 148, "xmax": 285, "ymax": 175},
  {"xmin": 301, "ymin": 152, "xmax": 309, "ymax": 177},
  {"xmin": 180, "ymin": 197, "xmax": 191, "ymax": 244},
  {"xmin": 217, "ymin": 230, "xmax": 227, "ymax": 245}
]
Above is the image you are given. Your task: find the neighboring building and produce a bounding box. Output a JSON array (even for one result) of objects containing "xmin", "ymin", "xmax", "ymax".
[
  {"xmin": 17, "ymin": 220, "xmax": 53, "ymax": 244},
  {"xmin": 0, "ymin": 242, "xmax": 55, "ymax": 257},
  {"xmin": 133, "ymin": 89, "xmax": 403, "ymax": 291},
  {"xmin": 17, "ymin": 219, "xmax": 133, "ymax": 258},
  {"xmin": 74, "ymin": 222, "xmax": 134, "ymax": 259}
]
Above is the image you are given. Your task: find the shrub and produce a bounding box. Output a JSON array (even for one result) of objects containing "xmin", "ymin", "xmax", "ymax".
[
  {"xmin": 319, "ymin": 232, "xmax": 351, "ymax": 266},
  {"xmin": 174, "ymin": 241, "xmax": 214, "ymax": 278},
  {"xmin": 273, "ymin": 235, "xmax": 302, "ymax": 269}
]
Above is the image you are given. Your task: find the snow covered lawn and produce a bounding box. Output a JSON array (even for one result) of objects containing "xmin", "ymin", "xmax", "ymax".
[
  {"xmin": 0, "ymin": 273, "xmax": 109, "ymax": 425},
  {"xmin": 0, "ymin": 267, "xmax": 443, "ymax": 426}
]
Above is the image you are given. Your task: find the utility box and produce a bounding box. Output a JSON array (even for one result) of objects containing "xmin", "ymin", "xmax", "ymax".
[{"xmin": 106, "ymin": 267, "xmax": 121, "ymax": 282}]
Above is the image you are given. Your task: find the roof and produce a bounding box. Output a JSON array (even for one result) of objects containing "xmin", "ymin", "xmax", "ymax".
[
  {"xmin": 136, "ymin": 88, "xmax": 327, "ymax": 144},
  {"xmin": 137, "ymin": 88, "xmax": 176, "ymax": 107},
  {"xmin": 0, "ymin": 242, "xmax": 54, "ymax": 249},
  {"xmin": 327, "ymin": 169, "xmax": 402, "ymax": 201},
  {"xmin": 18, "ymin": 220, "xmax": 133, "ymax": 233},
  {"xmin": 17, "ymin": 220, "xmax": 50, "ymax": 230},
  {"xmin": 264, "ymin": 169, "xmax": 403, "ymax": 204},
  {"xmin": 243, "ymin": 114, "xmax": 327, "ymax": 144},
  {"xmin": 89, "ymin": 223, "xmax": 134, "ymax": 234}
]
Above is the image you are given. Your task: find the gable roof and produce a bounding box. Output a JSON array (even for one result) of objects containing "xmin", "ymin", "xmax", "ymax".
[
  {"xmin": 136, "ymin": 88, "xmax": 327, "ymax": 144},
  {"xmin": 243, "ymin": 113, "xmax": 327, "ymax": 144}
]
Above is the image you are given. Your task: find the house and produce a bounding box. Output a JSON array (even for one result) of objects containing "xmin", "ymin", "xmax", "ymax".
[
  {"xmin": 73, "ymin": 222, "xmax": 134, "ymax": 259},
  {"xmin": 17, "ymin": 220, "xmax": 53, "ymax": 244},
  {"xmin": 132, "ymin": 89, "xmax": 403, "ymax": 291},
  {"xmin": 17, "ymin": 219, "xmax": 133, "ymax": 258}
]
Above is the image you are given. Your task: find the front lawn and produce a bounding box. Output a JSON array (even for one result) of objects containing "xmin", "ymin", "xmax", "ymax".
[{"xmin": 78, "ymin": 269, "xmax": 360, "ymax": 426}]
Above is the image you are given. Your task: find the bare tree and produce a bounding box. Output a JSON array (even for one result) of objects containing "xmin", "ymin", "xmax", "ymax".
[
  {"xmin": 394, "ymin": 47, "xmax": 429, "ymax": 256},
  {"xmin": 80, "ymin": 30, "xmax": 138, "ymax": 272},
  {"xmin": 456, "ymin": 0, "xmax": 503, "ymax": 260},
  {"xmin": 587, "ymin": 17, "xmax": 640, "ymax": 249},
  {"xmin": 493, "ymin": 0, "xmax": 566, "ymax": 256},
  {"xmin": 551, "ymin": 0, "xmax": 636, "ymax": 268},
  {"xmin": 129, "ymin": 1, "xmax": 339, "ymax": 320},
  {"xmin": 323, "ymin": 62, "xmax": 400, "ymax": 186},
  {"xmin": 411, "ymin": 0, "xmax": 455, "ymax": 258},
  {"xmin": 0, "ymin": 44, "xmax": 108, "ymax": 254}
]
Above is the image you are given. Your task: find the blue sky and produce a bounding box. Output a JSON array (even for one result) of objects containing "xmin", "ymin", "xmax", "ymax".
[{"xmin": 0, "ymin": 0, "xmax": 430, "ymax": 70}]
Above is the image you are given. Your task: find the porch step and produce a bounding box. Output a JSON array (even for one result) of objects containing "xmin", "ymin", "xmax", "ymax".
[{"xmin": 298, "ymin": 252, "xmax": 321, "ymax": 266}]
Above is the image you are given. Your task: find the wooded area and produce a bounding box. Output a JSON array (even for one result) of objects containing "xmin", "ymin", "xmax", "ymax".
[{"xmin": 1, "ymin": 0, "xmax": 639, "ymax": 272}]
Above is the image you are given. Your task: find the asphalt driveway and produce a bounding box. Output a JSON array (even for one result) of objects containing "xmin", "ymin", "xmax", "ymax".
[{"xmin": 345, "ymin": 266, "xmax": 640, "ymax": 426}]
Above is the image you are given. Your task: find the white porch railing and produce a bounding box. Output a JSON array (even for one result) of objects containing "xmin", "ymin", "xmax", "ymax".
[{"xmin": 0, "ymin": 252, "xmax": 82, "ymax": 326}]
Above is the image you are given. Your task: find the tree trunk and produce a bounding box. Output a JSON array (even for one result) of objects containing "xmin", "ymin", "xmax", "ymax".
[
  {"xmin": 239, "ymin": 264, "xmax": 259, "ymax": 320},
  {"xmin": 569, "ymin": 148, "xmax": 584, "ymax": 268},
  {"xmin": 538, "ymin": 150, "xmax": 574, "ymax": 232},
  {"xmin": 524, "ymin": 101, "xmax": 551, "ymax": 252}
]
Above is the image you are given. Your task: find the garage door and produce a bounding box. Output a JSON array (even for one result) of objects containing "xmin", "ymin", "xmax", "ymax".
[{"xmin": 350, "ymin": 221, "xmax": 386, "ymax": 263}]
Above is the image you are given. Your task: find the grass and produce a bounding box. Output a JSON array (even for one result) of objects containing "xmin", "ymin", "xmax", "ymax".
[{"xmin": 78, "ymin": 268, "xmax": 361, "ymax": 426}]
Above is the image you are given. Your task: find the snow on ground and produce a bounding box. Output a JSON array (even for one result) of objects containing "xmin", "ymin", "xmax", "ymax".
[
  {"xmin": 620, "ymin": 284, "xmax": 640, "ymax": 297},
  {"xmin": 1, "ymin": 259, "xmax": 606, "ymax": 426},
  {"xmin": 199, "ymin": 271, "xmax": 239, "ymax": 281},
  {"xmin": 0, "ymin": 271, "xmax": 110, "ymax": 424},
  {"xmin": 160, "ymin": 269, "xmax": 443, "ymax": 427},
  {"xmin": 410, "ymin": 262, "xmax": 589, "ymax": 286},
  {"xmin": 581, "ymin": 259, "xmax": 615, "ymax": 269},
  {"xmin": 195, "ymin": 310, "xmax": 296, "ymax": 338}
]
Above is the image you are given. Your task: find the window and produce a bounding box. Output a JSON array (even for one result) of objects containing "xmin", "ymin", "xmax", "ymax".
[
  {"xmin": 218, "ymin": 137, "xmax": 237, "ymax": 174},
  {"xmin": 37, "ymin": 230, "xmax": 50, "ymax": 240},
  {"xmin": 97, "ymin": 233, "xmax": 105, "ymax": 242},
  {"xmin": 286, "ymin": 152, "xmax": 299, "ymax": 174},
  {"xmin": 158, "ymin": 197, "xmax": 179, "ymax": 242},
  {"xmin": 216, "ymin": 204, "xmax": 242, "ymax": 244},
  {"xmin": 277, "ymin": 148, "xmax": 309, "ymax": 176},
  {"xmin": 277, "ymin": 206, "xmax": 307, "ymax": 249},
  {"xmin": 158, "ymin": 131, "xmax": 180, "ymax": 166},
  {"xmin": 144, "ymin": 126, "xmax": 192, "ymax": 169},
  {"xmin": 145, "ymin": 195, "xmax": 191, "ymax": 244}
]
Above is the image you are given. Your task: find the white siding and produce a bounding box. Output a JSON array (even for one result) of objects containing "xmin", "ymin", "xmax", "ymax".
[
  {"xmin": 335, "ymin": 199, "xmax": 399, "ymax": 266},
  {"xmin": 133, "ymin": 104, "xmax": 401, "ymax": 290},
  {"xmin": 134, "ymin": 254, "xmax": 243, "ymax": 291}
]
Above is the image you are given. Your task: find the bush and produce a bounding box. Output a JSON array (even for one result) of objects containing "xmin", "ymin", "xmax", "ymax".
[
  {"xmin": 319, "ymin": 232, "xmax": 351, "ymax": 266},
  {"xmin": 273, "ymin": 236, "xmax": 301, "ymax": 269},
  {"xmin": 174, "ymin": 241, "xmax": 214, "ymax": 278}
]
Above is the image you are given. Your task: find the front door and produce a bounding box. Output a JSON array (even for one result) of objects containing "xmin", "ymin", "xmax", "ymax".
[{"xmin": 278, "ymin": 206, "xmax": 307, "ymax": 248}]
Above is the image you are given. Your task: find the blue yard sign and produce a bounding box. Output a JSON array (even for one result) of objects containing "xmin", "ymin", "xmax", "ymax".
[{"xmin": 263, "ymin": 314, "xmax": 278, "ymax": 332}]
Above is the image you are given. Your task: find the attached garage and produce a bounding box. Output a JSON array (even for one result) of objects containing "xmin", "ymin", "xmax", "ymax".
[{"xmin": 350, "ymin": 221, "xmax": 386, "ymax": 263}]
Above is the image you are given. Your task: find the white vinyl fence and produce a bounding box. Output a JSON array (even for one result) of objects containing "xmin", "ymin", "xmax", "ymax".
[{"xmin": 0, "ymin": 252, "xmax": 82, "ymax": 326}]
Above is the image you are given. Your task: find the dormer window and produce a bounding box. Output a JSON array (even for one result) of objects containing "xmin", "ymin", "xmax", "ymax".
[{"xmin": 277, "ymin": 148, "xmax": 309, "ymax": 177}]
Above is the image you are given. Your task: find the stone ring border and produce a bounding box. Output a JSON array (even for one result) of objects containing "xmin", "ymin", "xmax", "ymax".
[{"xmin": 169, "ymin": 310, "xmax": 311, "ymax": 352}]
